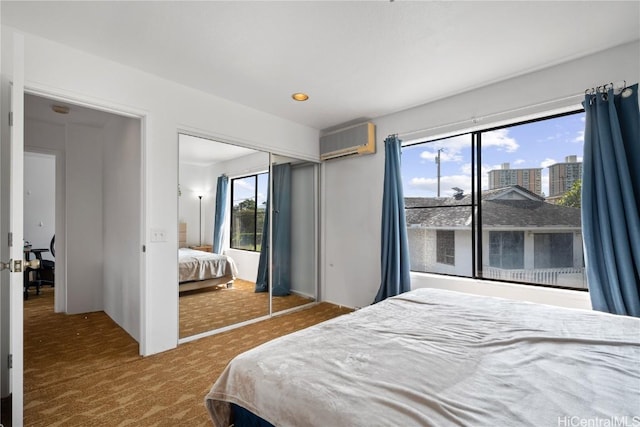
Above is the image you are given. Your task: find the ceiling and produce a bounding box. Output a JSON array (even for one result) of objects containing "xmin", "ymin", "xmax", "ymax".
[
  {"xmin": 25, "ymin": 93, "xmax": 120, "ymax": 128},
  {"xmin": 179, "ymin": 133, "xmax": 258, "ymax": 166},
  {"xmin": 3, "ymin": 1, "xmax": 639, "ymax": 131},
  {"xmin": 25, "ymin": 92, "xmax": 254, "ymax": 165}
]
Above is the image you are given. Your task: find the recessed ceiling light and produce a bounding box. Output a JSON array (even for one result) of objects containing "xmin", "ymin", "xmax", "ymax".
[
  {"xmin": 52, "ymin": 105, "xmax": 70, "ymax": 114},
  {"xmin": 292, "ymin": 93, "xmax": 309, "ymax": 102}
]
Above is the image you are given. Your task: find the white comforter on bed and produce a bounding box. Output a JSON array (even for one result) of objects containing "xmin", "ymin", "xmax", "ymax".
[
  {"xmin": 205, "ymin": 288, "xmax": 640, "ymax": 427},
  {"xmin": 179, "ymin": 248, "xmax": 238, "ymax": 282}
]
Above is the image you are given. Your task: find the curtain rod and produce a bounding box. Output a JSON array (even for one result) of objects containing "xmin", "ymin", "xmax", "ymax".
[
  {"xmin": 397, "ymin": 80, "xmax": 634, "ymax": 140},
  {"xmin": 396, "ymin": 92, "xmax": 584, "ymax": 140},
  {"xmin": 584, "ymin": 80, "xmax": 629, "ymax": 96}
]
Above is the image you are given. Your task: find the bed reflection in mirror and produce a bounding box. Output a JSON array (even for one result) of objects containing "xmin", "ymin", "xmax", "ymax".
[{"xmin": 178, "ymin": 134, "xmax": 317, "ymax": 339}]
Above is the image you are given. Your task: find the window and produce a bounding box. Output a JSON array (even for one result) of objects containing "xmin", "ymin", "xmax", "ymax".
[
  {"xmin": 402, "ymin": 110, "xmax": 586, "ymax": 290},
  {"xmin": 230, "ymin": 173, "xmax": 268, "ymax": 251},
  {"xmin": 534, "ymin": 233, "xmax": 573, "ymax": 268},
  {"xmin": 404, "ymin": 134, "xmax": 473, "ymax": 276},
  {"xmin": 489, "ymin": 231, "xmax": 523, "ymax": 269},
  {"xmin": 436, "ymin": 230, "xmax": 455, "ymax": 265}
]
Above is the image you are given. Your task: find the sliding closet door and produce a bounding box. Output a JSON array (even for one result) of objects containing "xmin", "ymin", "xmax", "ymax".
[
  {"xmin": 178, "ymin": 134, "xmax": 271, "ymax": 339},
  {"xmin": 177, "ymin": 135, "xmax": 319, "ymax": 341},
  {"xmin": 269, "ymin": 155, "xmax": 318, "ymax": 314}
]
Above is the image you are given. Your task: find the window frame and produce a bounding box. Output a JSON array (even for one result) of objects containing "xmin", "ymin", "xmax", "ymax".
[
  {"xmin": 403, "ymin": 108, "xmax": 586, "ymax": 291},
  {"xmin": 229, "ymin": 172, "xmax": 267, "ymax": 252}
]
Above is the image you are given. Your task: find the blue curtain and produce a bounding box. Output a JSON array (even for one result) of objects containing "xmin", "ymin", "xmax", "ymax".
[
  {"xmin": 374, "ymin": 135, "xmax": 411, "ymax": 303},
  {"xmin": 255, "ymin": 164, "xmax": 292, "ymax": 296},
  {"xmin": 255, "ymin": 198, "xmax": 270, "ymax": 292},
  {"xmin": 212, "ymin": 175, "xmax": 228, "ymax": 254},
  {"xmin": 582, "ymin": 83, "xmax": 640, "ymax": 317}
]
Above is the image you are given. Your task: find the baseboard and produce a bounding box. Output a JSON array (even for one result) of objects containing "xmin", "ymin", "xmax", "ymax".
[{"xmin": 290, "ymin": 289, "xmax": 314, "ymax": 299}]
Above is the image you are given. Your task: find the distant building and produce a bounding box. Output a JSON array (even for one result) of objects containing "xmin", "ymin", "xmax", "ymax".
[
  {"xmin": 487, "ymin": 163, "xmax": 542, "ymax": 195},
  {"xmin": 548, "ymin": 155, "xmax": 582, "ymax": 202},
  {"xmin": 405, "ymin": 186, "xmax": 585, "ymax": 289}
]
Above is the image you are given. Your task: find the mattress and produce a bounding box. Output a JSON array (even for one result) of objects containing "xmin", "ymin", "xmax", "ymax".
[
  {"xmin": 178, "ymin": 248, "xmax": 238, "ymax": 283},
  {"xmin": 205, "ymin": 288, "xmax": 640, "ymax": 426}
]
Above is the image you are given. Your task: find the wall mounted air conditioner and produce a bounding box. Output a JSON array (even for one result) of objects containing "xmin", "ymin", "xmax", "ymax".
[{"xmin": 320, "ymin": 122, "xmax": 376, "ymax": 161}]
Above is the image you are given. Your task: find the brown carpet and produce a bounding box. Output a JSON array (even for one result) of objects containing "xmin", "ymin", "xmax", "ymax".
[
  {"xmin": 23, "ymin": 287, "xmax": 351, "ymax": 426},
  {"xmin": 179, "ymin": 279, "xmax": 314, "ymax": 338}
]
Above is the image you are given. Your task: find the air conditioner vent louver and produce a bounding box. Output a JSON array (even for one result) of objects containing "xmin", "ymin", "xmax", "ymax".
[{"xmin": 320, "ymin": 122, "xmax": 375, "ymax": 161}]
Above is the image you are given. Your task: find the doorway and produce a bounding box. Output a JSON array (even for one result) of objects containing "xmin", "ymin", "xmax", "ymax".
[
  {"xmin": 2, "ymin": 87, "xmax": 146, "ymax": 424},
  {"xmin": 21, "ymin": 92, "xmax": 144, "ymax": 331}
]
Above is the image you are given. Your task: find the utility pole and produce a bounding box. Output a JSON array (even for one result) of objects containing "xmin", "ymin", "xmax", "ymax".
[{"xmin": 436, "ymin": 148, "xmax": 444, "ymax": 197}]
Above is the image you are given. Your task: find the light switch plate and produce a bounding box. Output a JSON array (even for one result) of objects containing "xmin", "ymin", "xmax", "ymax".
[{"xmin": 150, "ymin": 229, "xmax": 167, "ymax": 242}]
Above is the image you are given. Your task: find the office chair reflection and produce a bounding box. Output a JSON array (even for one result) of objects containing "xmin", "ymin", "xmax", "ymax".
[{"xmin": 24, "ymin": 235, "xmax": 55, "ymax": 299}]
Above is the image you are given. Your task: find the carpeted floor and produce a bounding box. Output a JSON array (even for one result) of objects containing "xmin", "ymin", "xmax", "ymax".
[
  {"xmin": 179, "ymin": 278, "xmax": 314, "ymax": 338},
  {"xmin": 22, "ymin": 287, "xmax": 351, "ymax": 426}
]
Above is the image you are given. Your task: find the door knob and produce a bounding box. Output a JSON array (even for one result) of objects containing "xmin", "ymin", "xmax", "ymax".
[
  {"xmin": 23, "ymin": 259, "xmax": 40, "ymax": 270},
  {"xmin": 11, "ymin": 259, "xmax": 40, "ymax": 273},
  {"xmin": 0, "ymin": 259, "xmax": 39, "ymax": 272}
]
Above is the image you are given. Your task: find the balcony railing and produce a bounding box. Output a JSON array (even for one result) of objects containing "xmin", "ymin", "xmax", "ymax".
[{"xmin": 482, "ymin": 266, "xmax": 586, "ymax": 289}]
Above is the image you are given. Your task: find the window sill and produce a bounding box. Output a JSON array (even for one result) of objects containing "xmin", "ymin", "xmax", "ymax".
[
  {"xmin": 228, "ymin": 247, "xmax": 261, "ymax": 253},
  {"xmin": 409, "ymin": 271, "xmax": 592, "ymax": 310}
]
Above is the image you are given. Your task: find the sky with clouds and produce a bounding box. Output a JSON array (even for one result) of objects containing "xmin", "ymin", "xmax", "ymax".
[
  {"xmin": 231, "ymin": 173, "xmax": 269, "ymax": 208},
  {"xmin": 401, "ymin": 111, "xmax": 585, "ymax": 198}
]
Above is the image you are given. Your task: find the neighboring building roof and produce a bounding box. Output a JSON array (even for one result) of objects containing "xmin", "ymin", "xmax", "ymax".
[
  {"xmin": 406, "ymin": 205, "xmax": 473, "ymax": 228},
  {"xmin": 405, "ymin": 185, "xmax": 581, "ymax": 229},
  {"xmin": 483, "ymin": 185, "xmax": 544, "ymax": 201}
]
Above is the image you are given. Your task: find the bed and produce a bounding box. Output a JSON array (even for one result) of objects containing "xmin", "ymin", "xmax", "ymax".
[
  {"xmin": 179, "ymin": 223, "xmax": 238, "ymax": 292},
  {"xmin": 179, "ymin": 247, "xmax": 238, "ymax": 292},
  {"xmin": 205, "ymin": 288, "xmax": 640, "ymax": 426}
]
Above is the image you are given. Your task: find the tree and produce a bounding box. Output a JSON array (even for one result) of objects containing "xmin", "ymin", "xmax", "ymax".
[
  {"xmin": 235, "ymin": 198, "xmax": 256, "ymax": 212},
  {"xmin": 231, "ymin": 198, "xmax": 265, "ymax": 249},
  {"xmin": 558, "ymin": 179, "xmax": 581, "ymax": 208}
]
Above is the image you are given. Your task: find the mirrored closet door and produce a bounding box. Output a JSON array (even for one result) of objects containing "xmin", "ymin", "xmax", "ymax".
[
  {"xmin": 268, "ymin": 154, "xmax": 318, "ymax": 315},
  {"xmin": 178, "ymin": 134, "xmax": 270, "ymax": 338},
  {"xmin": 178, "ymin": 136, "xmax": 318, "ymax": 340}
]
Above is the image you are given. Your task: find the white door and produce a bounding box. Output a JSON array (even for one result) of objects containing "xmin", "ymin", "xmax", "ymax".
[{"xmin": 3, "ymin": 33, "xmax": 26, "ymax": 426}]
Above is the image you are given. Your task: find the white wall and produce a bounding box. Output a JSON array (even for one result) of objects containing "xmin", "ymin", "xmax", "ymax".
[
  {"xmin": 2, "ymin": 27, "xmax": 320, "ymax": 355},
  {"xmin": 290, "ymin": 163, "xmax": 317, "ymax": 298},
  {"xmin": 66, "ymin": 123, "xmax": 104, "ymax": 314},
  {"xmin": 103, "ymin": 115, "xmax": 141, "ymax": 341},
  {"xmin": 218, "ymin": 151, "xmax": 271, "ymax": 180},
  {"xmin": 23, "ymin": 152, "xmax": 55, "ymax": 261},
  {"xmin": 322, "ymin": 40, "xmax": 640, "ymax": 309},
  {"xmin": 225, "ymin": 249, "xmax": 261, "ymax": 282},
  {"xmin": 178, "ymin": 162, "xmax": 209, "ymax": 246}
]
